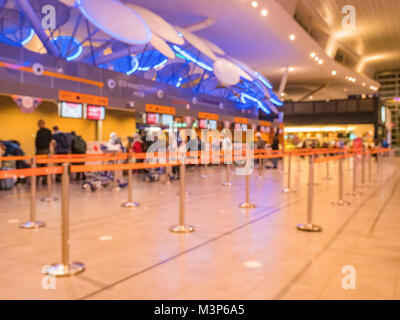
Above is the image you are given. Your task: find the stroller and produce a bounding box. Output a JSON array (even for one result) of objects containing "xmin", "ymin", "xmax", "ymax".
[
  {"xmin": 143, "ymin": 166, "xmax": 165, "ymax": 182},
  {"xmin": 81, "ymin": 143, "xmax": 128, "ymax": 192}
]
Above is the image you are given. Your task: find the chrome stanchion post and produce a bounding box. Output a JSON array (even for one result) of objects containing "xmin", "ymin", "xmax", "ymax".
[
  {"xmin": 239, "ymin": 169, "xmax": 256, "ymax": 209},
  {"xmin": 223, "ymin": 163, "xmax": 232, "ymax": 187},
  {"xmin": 112, "ymin": 152, "xmax": 121, "ymax": 192},
  {"xmin": 332, "ymin": 154, "xmax": 350, "ymax": 206},
  {"xmin": 257, "ymin": 156, "xmax": 263, "ymax": 180},
  {"xmin": 282, "ymin": 153, "xmax": 295, "ymax": 193},
  {"xmin": 297, "ymin": 155, "xmax": 303, "ymax": 172},
  {"xmin": 170, "ymin": 161, "xmax": 195, "ymax": 233},
  {"xmin": 350, "ymin": 153, "xmax": 362, "ymax": 196},
  {"xmin": 323, "ymin": 157, "xmax": 333, "ymax": 180},
  {"xmin": 122, "ymin": 155, "xmax": 139, "ymax": 208},
  {"xmin": 361, "ymin": 148, "xmax": 366, "ymax": 186},
  {"xmin": 297, "ymin": 155, "xmax": 322, "ymax": 232},
  {"xmin": 368, "ymin": 151, "xmax": 372, "ymax": 182},
  {"xmin": 21, "ymin": 158, "xmax": 45, "ymax": 229},
  {"xmin": 41, "ymin": 154, "xmax": 57, "ymax": 202},
  {"xmin": 45, "ymin": 163, "xmax": 85, "ymax": 277}
]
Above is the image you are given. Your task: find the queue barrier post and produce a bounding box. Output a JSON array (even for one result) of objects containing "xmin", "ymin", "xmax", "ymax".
[
  {"xmin": 112, "ymin": 152, "xmax": 121, "ymax": 192},
  {"xmin": 170, "ymin": 161, "xmax": 195, "ymax": 233},
  {"xmin": 332, "ymin": 154, "xmax": 350, "ymax": 206},
  {"xmin": 361, "ymin": 148, "xmax": 366, "ymax": 186},
  {"xmin": 122, "ymin": 155, "xmax": 140, "ymax": 208},
  {"xmin": 368, "ymin": 151, "xmax": 372, "ymax": 182},
  {"xmin": 350, "ymin": 153, "xmax": 362, "ymax": 196},
  {"xmin": 282, "ymin": 153, "xmax": 295, "ymax": 193},
  {"xmin": 20, "ymin": 158, "xmax": 45, "ymax": 229},
  {"xmin": 297, "ymin": 154, "xmax": 322, "ymax": 232},
  {"xmin": 257, "ymin": 156, "xmax": 263, "ymax": 180},
  {"xmin": 297, "ymin": 155, "xmax": 303, "ymax": 172},
  {"xmin": 45, "ymin": 163, "xmax": 85, "ymax": 277},
  {"xmin": 323, "ymin": 156, "xmax": 333, "ymax": 180},
  {"xmin": 223, "ymin": 163, "xmax": 232, "ymax": 187},
  {"xmin": 41, "ymin": 154, "xmax": 58, "ymax": 203},
  {"xmin": 239, "ymin": 167, "xmax": 257, "ymax": 209}
]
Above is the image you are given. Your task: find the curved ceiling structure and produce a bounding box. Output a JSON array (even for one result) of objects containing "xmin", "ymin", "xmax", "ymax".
[{"xmin": 1, "ymin": 0, "xmax": 284, "ymax": 115}]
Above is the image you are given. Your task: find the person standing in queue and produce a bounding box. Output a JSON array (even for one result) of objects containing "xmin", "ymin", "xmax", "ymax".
[
  {"xmin": 35, "ymin": 120, "xmax": 52, "ymax": 185},
  {"xmin": 71, "ymin": 131, "xmax": 87, "ymax": 180},
  {"xmin": 51, "ymin": 126, "xmax": 70, "ymax": 182},
  {"xmin": 270, "ymin": 133, "xmax": 280, "ymax": 169}
]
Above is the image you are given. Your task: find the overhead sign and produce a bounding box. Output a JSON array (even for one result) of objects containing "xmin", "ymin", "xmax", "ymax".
[
  {"xmin": 198, "ymin": 112, "xmax": 219, "ymax": 121},
  {"xmin": 59, "ymin": 90, "xmax": 109, "ymax": 106},
  {"xmin": 234, "ymin": 117, "xmax": 249, "ymax": 124},
  {"xmin": 145, "ymin": 104, "xmax": 175, "ymax": 115}
]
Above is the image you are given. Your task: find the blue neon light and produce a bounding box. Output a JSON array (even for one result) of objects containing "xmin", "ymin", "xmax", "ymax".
[
  {"xmin": 51, "ymin": 36, "xmax": 83, "ymax": 61},
  {"xmin": 240, "ymin": 92, "xmax": 271, "ymax": 114},
  {"xmin": 176, "ymin": 77, "xmax": 183, "ymax": 87},
  {"xmin": 270, "ymin": 98, "xmax": 284, "ymax": 107},
  {"xmin": 254, "ymin": 72, "xmax": 273, "ymax": 90},
  {"xmin": 21, "ymin": 29, "xmax": 34, "ymax": 45},
  {"xmin": 126, "ymin": 56, "xmax": 139, "ymax": 75},
  {"xmin": 172, "ymin": 45, "xmax": 213, "ymax": 72}
]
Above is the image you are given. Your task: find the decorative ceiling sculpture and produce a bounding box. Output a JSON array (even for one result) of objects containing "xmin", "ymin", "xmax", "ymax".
[{"xmin": 0, "ymin": 0, "xmax": 283, "ymax": 114}]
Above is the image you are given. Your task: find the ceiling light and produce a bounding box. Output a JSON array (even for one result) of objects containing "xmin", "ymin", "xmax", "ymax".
[
  {"xmin": 289, "ymin": 34, "xmax": 296, "ymax": 41},
  {"xmin": 261, "ymin": 9, "xmax": 268, "ymax": 16},
  {"xmin": 318, "ymin": 59, "xmax": 323, "ymax": 64},
  {"xmin": 314, "ymin": 56, "xmax": 319, "ymax": 61},
  {"xmin": 309, "ymin": 96, "xmax": 313, "ymax": 100},
  {"xmin": 362, "ymin": 82, "xmax": 366, "ymax": 86},
  {"xmin": 352, "ymin": 78, "xmax": 356, "ymax": 82},
  {"xmin": 370, "ymin": 85, "xmax": 378, "ymax": 91},
  {"xmin": 331, "ymin": 70, "xmax": 337, "ymax": 76},
  {"xmin": 280, "ymin": 93, "xmax": 285, "ymax": 97},
  {"xmin": 310, "ymin": 52, "xmax": 316, "ymax": 58},
  {"xmin": 251, "ymin": 1, "xmax": 258, "ymax": 8},
  {"xmin": 289, "ymin": 67, "xmax": 294, "ymax": 72}
]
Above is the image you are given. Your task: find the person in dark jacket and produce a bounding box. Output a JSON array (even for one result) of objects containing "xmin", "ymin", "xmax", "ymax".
[
  {"xmin": 271, "ymin": 133, "xmax": 280, "ymax": 169},
  {"xmin": 35, "ymin": 120, "xmax": 52, "ymax": 185}
]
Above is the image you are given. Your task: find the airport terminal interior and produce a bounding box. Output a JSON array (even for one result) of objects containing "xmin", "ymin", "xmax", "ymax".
[{"xmin": 0, "ymin": 0, "xmax": 400, "ymax": 301}]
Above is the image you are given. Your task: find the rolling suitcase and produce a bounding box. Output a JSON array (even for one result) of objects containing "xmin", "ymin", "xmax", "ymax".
[{"xmin": 0, "ymin": 167, "xmax": 15, "ymax": 190}]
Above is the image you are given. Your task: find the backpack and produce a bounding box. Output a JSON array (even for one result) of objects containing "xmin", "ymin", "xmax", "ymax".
[
  {"xmin": 72, "ymin": 136, "xmax": 87, "ymax": 154},
  {"xmin": 58, "ymin": 133, "xmax": 70, "ymax": 152}
]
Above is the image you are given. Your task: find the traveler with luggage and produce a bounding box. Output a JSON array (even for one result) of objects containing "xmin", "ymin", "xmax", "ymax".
[{"xmin": 52, "ymin": 126, "xmax": 71, "ymax": 182}]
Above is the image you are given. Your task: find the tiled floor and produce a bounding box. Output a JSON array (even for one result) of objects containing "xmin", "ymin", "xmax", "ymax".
[{"xmin": 0, "ymin": 157, "xmax": 399, "ymax": 300}]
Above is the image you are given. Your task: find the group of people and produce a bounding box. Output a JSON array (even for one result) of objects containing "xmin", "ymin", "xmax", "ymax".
[
  {"xmin": 0, "ymin": 120, "xmax": 88, "ymax": 185},
  {"xmin": 255, "ymin": 132, "xmax": 281, "ymax": 169}
]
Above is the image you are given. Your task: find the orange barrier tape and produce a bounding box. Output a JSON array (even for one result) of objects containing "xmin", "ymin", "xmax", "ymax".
[
  {"xmin": 0, "ymin": 166, "xmax": 63, "ymax": 180},
  {"xmin": 71, "ymin": 161, "xmax": 179, "ymax": 173},
  {"xmin": 0, "ymin": 156, "xmax": 31, "ymax": 161}
]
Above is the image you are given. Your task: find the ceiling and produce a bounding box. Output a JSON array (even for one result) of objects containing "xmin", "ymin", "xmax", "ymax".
[
  {"xmin": 122, "ymin": 0, "xmax": 386, "ymax": 102},
  {"xmin": 305, "ymin": 0, "xmax": 400, "ymax": 74}
]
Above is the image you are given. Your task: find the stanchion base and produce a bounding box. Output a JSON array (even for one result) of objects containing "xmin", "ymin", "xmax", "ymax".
[
  {"xmin": 282, "ymin": 188, "xmax": 295, "ymax": 193},
  {"xmin": 223, "ymin": 182, "xmax": 232, "ymax": 187},
  {"xmin": 111, "ymin": 187, "xmax": 122, "ymax": 192},
  {"xmin": 332, "ymin": 200, "xmax": 351, "ymax": 206},
  {"xmin": 239, "ymin": 202, "xmax": 257, "ymax": 209},
  {"xmin": 20, "ymin": 221, "xmax": 45, "ymax": 229},
  {"xmin": 256, "ymin": 175, "xmax": 263, "ymax": 180},
  {"xmin": 40, "ymin": 196, "xmax": 58, "ymax": 203},
  {"xmin": 121, "ymin": 201, "xmax": 140, "ymax": 208},
  {"xmin": 297, "ymin": 224, "xmax": 322, "ymax": 232},
  {"xmin": 201, "ymin": 175, "xmax": 210, "ymax": 179},
  {"xmin": 44, "ymin": 262, "xmax": 85, "ymax": 277},
  {"xmin": 169, "ymin": 225, "xmax": 195, "ymax": 234}
]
